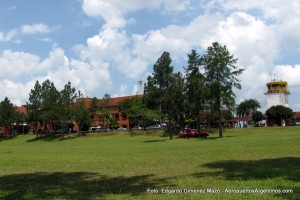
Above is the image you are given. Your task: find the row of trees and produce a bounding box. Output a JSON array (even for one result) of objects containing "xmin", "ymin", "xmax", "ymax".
[
  {"xmin": 0, "ymin": 97, "xmax": 26, "ymax": 136},
  {"xmin": 0, "ymin": 80, "xmax": 118, "ymax": 137},
  {"xmin": 0, "ymin": 42, "xmax": 294, "ymax": 138},
  {"xmin": 25, "ymin": 80, "xmax": 91, "ymax": 137},
  {"xmin": 236, "ymin": 98, "xmax": 294, "ymax": 126},
  {"xmin": 142, "ymin": 42, "xmax": 244, "ymax": 138}
]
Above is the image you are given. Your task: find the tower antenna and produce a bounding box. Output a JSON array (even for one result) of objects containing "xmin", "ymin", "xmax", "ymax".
[{"xmin": 137, "ymin": 77, "xmax": 143, "ymax": 95}]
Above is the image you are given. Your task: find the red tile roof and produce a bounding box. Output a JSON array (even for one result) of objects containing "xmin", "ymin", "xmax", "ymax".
[
  {"xmin": 16, "ymin": 105, "xmax": 27, "ymax": 114},
  {"xmin": 78, "ymin": 95, "xmax": 144, "ymax": 108},
  {"xmin": 290, "ymin": 112, "xmax": 300, "ymax": 119}
]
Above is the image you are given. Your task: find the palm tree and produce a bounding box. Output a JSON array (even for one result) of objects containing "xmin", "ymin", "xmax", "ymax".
[{"xmin": 236, "ymin": 99, "xmax": 261, "ymax": 117}]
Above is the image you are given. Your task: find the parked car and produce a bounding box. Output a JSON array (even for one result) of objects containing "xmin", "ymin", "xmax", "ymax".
[
  {"xmin": 131, "ymin": 126, "xmax": 143, "ymax": 130},
  {"xmin": 178, "ymin": 129, "xmax": 209, "ymax": 138},
  {"xmin": 95, "ymin": 127, "xmax": 108, "ymax": 132},
  {"xmin": 117, "ymin": 127, "xmax": 127, "ymax": 131},
  {"xmin": 146, "ymin": 124, "xmax": 161, "ymax": 130}
]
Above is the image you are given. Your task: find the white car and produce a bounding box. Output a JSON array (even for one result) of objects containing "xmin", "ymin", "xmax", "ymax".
[{"xmin": 117, "ymin": 127, "xmax": 127, "ymax": 131}]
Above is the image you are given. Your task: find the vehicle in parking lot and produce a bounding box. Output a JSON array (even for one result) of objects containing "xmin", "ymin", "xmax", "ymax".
[
  {"xmin": 178, "ymin": 128, "xmax": 209, "ymax": 138},
  {"xmin": 117, "ymin": 127, "xmax": 127, "ymax": 131},
  {"xmin": 146, "ymin": 124, "xmax": 161, "ymax": 130},
  {"xmin": 95, "ymin": 127, "xmax": 109, "ymax": 132},
  {"xmin": 131, "ymin": 126, "xmax": 143, "ymax": 130}
]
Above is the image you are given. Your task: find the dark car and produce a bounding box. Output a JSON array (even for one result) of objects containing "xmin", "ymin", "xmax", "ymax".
[
  {"xmin": 131, "ymin": 126, "xmax": 143, "ymax": 130},
  {"xmin": 178, "ymin": 129, "xmax": 209, "ymax": 138},
  {"xmin": 146, "ymin": 124, "xmax": 161, "ymax": 130}
]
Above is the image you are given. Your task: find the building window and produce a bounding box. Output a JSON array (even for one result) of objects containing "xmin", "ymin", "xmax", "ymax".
[{"xmin": 115, "ymin": 113, "xmax": 119, "ymax": 121}]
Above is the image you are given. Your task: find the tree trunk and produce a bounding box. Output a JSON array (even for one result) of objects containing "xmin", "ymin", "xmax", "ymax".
[
  {"xmin": 197, "ymin": 111, "xmax": 201, "ymax": 133},
  {"xmin": 169, "ymin": 119, "xmax": 173, "ymax": 140},
  {"xmin": 218, "ymin": 109, "xmax": 223, "ymax": 138}
]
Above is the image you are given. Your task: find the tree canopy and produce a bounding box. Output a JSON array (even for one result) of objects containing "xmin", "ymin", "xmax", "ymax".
[
  {"xmin": 236, "ymin": 99, "xmax": 261, "ymax": 117},
  {"xmin": 266, "ymin": 105, "xmax": 293, "ymax": 126},
  {"xmin": 0, "ymin": 97, "xmax": 20, "ymax": 135},
  {"xmin": 202, "ymin": 42, "xmax": 244, "ymax": 137}
]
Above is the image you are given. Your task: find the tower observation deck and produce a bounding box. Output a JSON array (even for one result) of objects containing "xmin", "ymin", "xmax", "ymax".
[{"xmin": 264, "ymin": 75, "xmax": 290, "ymax": 108}]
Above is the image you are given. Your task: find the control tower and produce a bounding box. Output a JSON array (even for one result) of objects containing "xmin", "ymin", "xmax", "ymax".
[{"xmin": 264, "ymin": 75, "xmax": 290, "ymax": 108}]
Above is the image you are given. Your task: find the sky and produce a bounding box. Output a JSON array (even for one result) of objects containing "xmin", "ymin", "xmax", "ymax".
[{"xmin": 0, "ymin": 0, "xmax": 300, "ymax": 112}]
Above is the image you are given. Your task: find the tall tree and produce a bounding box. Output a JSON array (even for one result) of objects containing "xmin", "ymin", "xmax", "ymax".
[
  {"xmin": 99, "ymin": 94, "xmax": 111, "ymax": 128},
  {"xmin": 202, "ymin": 42, "xmax": 244, "ymax": 137},
  {"xmin": 73, "ymin": 99, "xmax": 90, "ymax": 132},
  {"xmin": 0, "ymin": 97, "xmax": 17, "ymax": 136},
  {"xmin": 59, "ymin": 81, "xmax": 78, "ymax": 137},
  {"xmin": 184, "ymin": 50, "xmax": 207, "ymax": 131},
  {"xmin": 90, "ymin": 97, "xmax": 100, "ymax": 126},
  {"xmin": 26, "ymin": 81, "xmax": 43, "ymax": 137},
  {"xmin": 41, "ymin": 79, "xmax": 61, "ymax": 131},
  {"xmin": 266, "ymin": 105, "xmax": 293, "ymax": 126},
  {"xmin": 252, "ymin": 111, "xmax": 264, "ymax": 125},
  {"xmin": 15, "ymin": 110, "xmax": 26, "ymax": 134},
  {"xmin": 170, "ymin": 72, "xmax": 185, "ymax": 126},
  {"xmin": 119, "ymin": 96, "xmax": 159, "ymax": 128},
  {"xmin": 144, "ymin": 51, "xmax": 175, "ymax": 139},
  {"xmin": 236, "ymin": 99, "xmax": 261, "ymax": 117}
]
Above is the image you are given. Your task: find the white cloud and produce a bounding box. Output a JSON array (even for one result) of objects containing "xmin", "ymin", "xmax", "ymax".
[
  {"xmin": 215, "ymin": 0, "xmax": 300, "ymax": 22},
  {"xmin": 39, "ymin": 46, "xmax": 113, "ymax": 95},
  {"xmin": 21, "ymin": 23, "xmax": 53, "ymax": 34},
  {"xmin": 273, "ymin": 65, "xmax": 300, "ymax": 87},
  {"xmin": 81, "ymin": 0, "xmax": 191, "ymax": 28},
  {"xmin": 75, "ymin": 27, "xmax": 148, "ymax": 79},
  {"xmin": 0, "ymin": 79, "xmax": 33, "ymax": 106},
  {"xmin": 0, "ymin": 46, "xmax": 113, "ymax": 105},
  {"xmin": 0, "ymin": 50, "xmax": 41, "ymax": 79},
  {"xmin": 0, "ymin": 29, "xmax": 18, "ymax": 41}
]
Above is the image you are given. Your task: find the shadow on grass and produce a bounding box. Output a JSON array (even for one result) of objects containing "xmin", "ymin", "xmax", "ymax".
[
  {"xmin": 192, "ymin": 157, "xmax": 300, "ymax": 199},
  {"xmin": 0, "ymin": 172, "xmax": 173, "ymax": 199},
  {"xmin": 175, "ymin": 135, "xmax": 235, "ymax": 141},
  {"xmin": 143, "ymin": 139, "xmax": 167, "ymax": 143},
  {"xmin": 26, "ymin": 134, "xmax": 85, "ymax": 142},
  {"xmin": 196, "ymin": 157, "xmax": 300, "ymax": 182}
]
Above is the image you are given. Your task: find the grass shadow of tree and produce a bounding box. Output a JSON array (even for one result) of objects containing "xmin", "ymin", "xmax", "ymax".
[
  {"xmin": 192, "ymin": 157, "xmax": 300, "ymax": 199},
  {"xmin": 142, "ymin": 139, "xmax": 167, "ymax": 143},
  {"xmin": 26, "ymin": 134, "xmax": 84, "ymax": 142},
  {"xmin": 0, "ymin": 172, "xmax": 174, "ymax": 199}
]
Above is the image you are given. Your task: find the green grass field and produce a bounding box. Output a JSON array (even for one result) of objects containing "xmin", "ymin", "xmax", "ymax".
[{"xmin": 0, "ymin": 127, "xmax": 299, "ymax": 200}]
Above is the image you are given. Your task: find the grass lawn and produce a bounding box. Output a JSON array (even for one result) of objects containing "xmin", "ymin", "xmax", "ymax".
[{"xmin": 0, "ymin": 127, "xmax": 299, "ymax": 200}]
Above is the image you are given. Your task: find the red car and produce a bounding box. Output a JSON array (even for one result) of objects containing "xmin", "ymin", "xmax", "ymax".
[{"xmin": 178, "ymin": 129, "xmax": 209, "ymax": 138}]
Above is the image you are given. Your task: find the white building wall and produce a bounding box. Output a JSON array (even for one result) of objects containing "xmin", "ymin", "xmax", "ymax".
[{"xmin": 267, "ymin": 93, "xmax": 289, "ymax": 108}]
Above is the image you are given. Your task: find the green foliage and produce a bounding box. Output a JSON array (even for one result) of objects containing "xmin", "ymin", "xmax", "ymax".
[
  {"xmin": 108, "ymin": 117, "xmax": 119, "ymax": 129},
  {"xmin": 184, "ymin": 50, "xmax": 209, "ymax": 131},
  {"xmin": 119, "ymin": 96, "xmax": 159, "ymax": 128},
  {"xmin": 90, "ymin": 97, "xmax": 99, "ymax": 121},
  {"xmin": 252, "ymin": 111, "xmax": 264, "ymax": 124},
  {"xmin": 184, "ymin": 50, "xmax": 206, "ymax": 119},
  {"xmin": 99, "ymin": 94, "xmax": 112, "ymax": 128},
  {"xmin": 144, "ymin": 51, "xmax": 174, "ymax": 115},
  {"xmin": 202, "ymin": 42, "xmax": 244, "ymax": 137},
  {"xmin": 266, "ymin": 105, "xmax": 293, "ymax": 126},
  {"xmin": 26, "ymin": 81, "xmax": 43, "ymax": 125},
  {"xmin": 236, "ymin": 99, "xmax": 261, "ymax": 117},
  {"xmin": 26, "ymin": 80, "xmax": 81, "ymax": 135},
  {"xmin": 0, "ymin": 97, "xmax": 18, "ymax": 127},
  {"xmin": 224, "ymin": 110, "xmax": 234, "ymax": 120},
  {"xmin": 73, "ymin": 99, "xmax": 90, "ymax": 131},
  {"xmin": 144, "ymin": 52, "xmax": 185, "ymax": 139}
]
